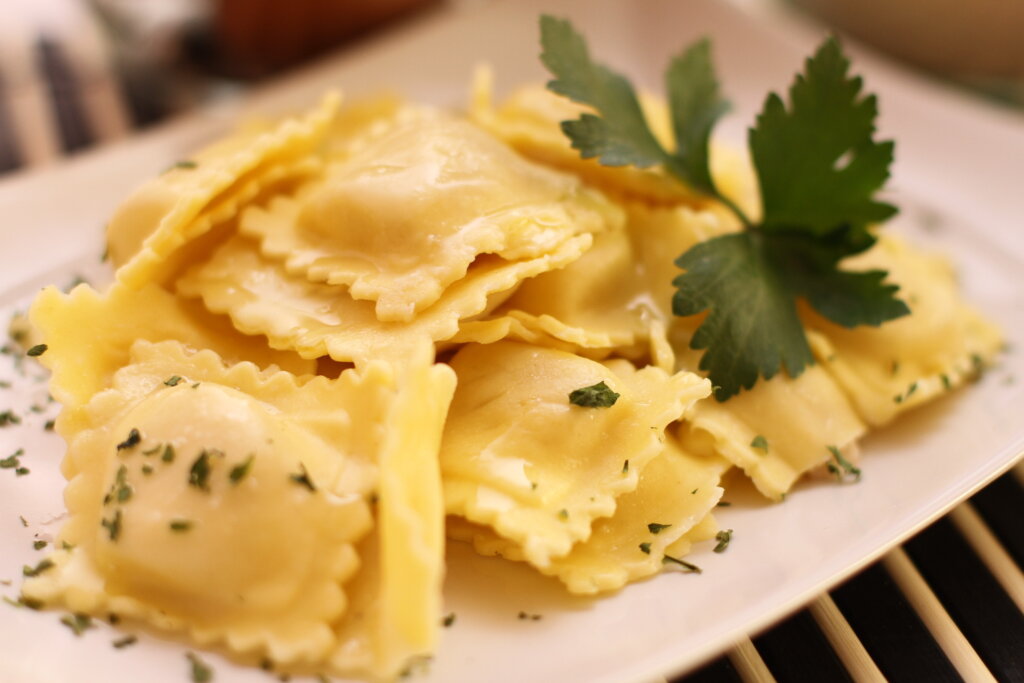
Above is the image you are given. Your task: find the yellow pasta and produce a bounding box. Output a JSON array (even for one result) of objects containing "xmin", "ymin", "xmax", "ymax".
[
  {"xmin": 14, "ymin": 67, "xmax": 1003, "ymax": 682},
  {"xmin": 241, "ymin": 109, "xmax": 622, "ymax": 322},
  {"xmin": 177, "ymin": 233, "xmax": 591, "ymax": 365},
  {"xmin": 803, "ymin": 235, "xmax": 1004, "ymax": 426},
  {"xmin": 108, "ymin": 92, "xmax": 340, "ymax": 288},
  {"xmin": 23, "ymin": 341, "xmax": 380, "ymax": 666},
  {"xmin": 450, "ymin": 436, "xmax": 727, "ymax": 594},
  {"xmin": 441, "ymin": 341, "xmax": 710, "ymax": 568}
]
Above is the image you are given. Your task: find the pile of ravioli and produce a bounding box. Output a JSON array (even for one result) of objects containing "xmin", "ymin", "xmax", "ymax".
[{"xmin": 21, "ymin": 74, "xmax": 1002, "ymax": 680}]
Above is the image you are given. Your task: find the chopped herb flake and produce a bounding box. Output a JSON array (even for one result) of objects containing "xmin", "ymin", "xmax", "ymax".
[
  {"xmin": 186, "ymin": 651, "xmax": 213, "ymax": 683},
  {"xmin": 662, "ymin": 555, "xmax": 702, "ymax": 573},
  {"xmin": 26, "ymin": 344, "xmax": 47, "ymax": 357},
  {"xmin": 161, "ymin": 444, "xmax": 175, "ymax": 463},
  {"xmin": 568, "ymin": 380, "xmax": 620, "ymax": 407},
  {"xmin": 517, "ymin": 611, "xmax": 542, "ymax": 621},
  {"xmin": 44, "ymin": 419, "xmax": 55, "ymax": 431},
  {"xmin": 33, "ymin": 540, "xmax": 46, "ymax": 550},
  {"xmin": 15, "ymin": 467, "xmax": 28, "ymax": 476},
  {"xmin": 23, "ymin": 558, "xmax": 54, "ymax": 577},
  {"xmin": 0, "ymin": 410, "xmax": 21, "ymax": 426},
  {"xmin": 141, "ymin": 465, "xmax": 153, "ymax": 475},
  {"xmin": 189, "ymin": 450, "xmax": 219, "ymax": 491},
  {"xmin": 101, "ymin": 509, "xmax": 123, "ymax": 542},
  {"xmin": 112, "ymin": 635, "xmax": 137, "ymax": 648},
  {"xmin": 826, "ymin": 445, "xmax": 861, "ymax": 482},
  {"xmin": 714, "ymin": 529, "xmax": 733, "ymax": 553},
  {"xmin": 557, "ymin": 508, "xmax": 569, "ymax": 521},
  {"xmin": 716, "ymin": 501, "xmax": 731, "ymax": 507},
  {"xmin": 442, "ymin": 613, "xmax": 456, "ymax": 627},
  {"xmin": 647, "ymin": 523, "xmax": 671, "ymax": 534},
  {"xmin": 164, "ymin": 375, "xmax": 184, "ymax": 386},
  {"xmin": 229, "ymin": 455, "xmax": 254, "ymax": 485},
  {"xmin": 639, "ymin": 542, "xmax": 652, "ymax": 554},
  {"xmin": 60, "ymin": 613, "xmax": 93, "ymax": 636},
  {"xmin": 169, "ymin": 519, "xmax": 193, "ymax": 532},
  {"xmin": 750, "ymin": 435, "xmax": 769, "ymax": 452},
  {"xmin": 289, "ymin": 463, "xmax": 316, "ymax": 492},
  {"xmin": 622, "ymin": 459, "xmax": 629, "ymax": 474},
  {"xmin": 4, "ymin": 595, "xmax": 43, "ymax": 610},
  {"xmin": 116, "ymin": 428, "xmax": 141, "ymax": 451},
  {"xmin": 0, "ymin": 449, "xmax": 22, "ymax": 468}
]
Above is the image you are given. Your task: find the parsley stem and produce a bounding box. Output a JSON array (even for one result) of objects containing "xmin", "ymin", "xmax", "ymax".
[{"xmin": 718, "ymin": 193, "xmax": 753, "ymax": 230}]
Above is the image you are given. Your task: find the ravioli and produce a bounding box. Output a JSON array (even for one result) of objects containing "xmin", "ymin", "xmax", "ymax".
[
  {"xmin": 177, "ymin": 233, "xmax": 591, "ymax": 365},
  {"xmin": 441, "ymin": 341, "xmax": 710, "ymax": 568},
  {"xmin": 240, "ymin": 110, "xmax": 622, "ymax": 321},
  {"xmin": 331, "ymin": 342, "xmax": 456, "ymax": 679},
  {"xmin": 22, "ymin": 341, "xmax": 383, "ymax": 666},
  {"xmin": 803, "ymin": 235, "xmax": 1004, "ymax": 426},
  {"xmin": 450, "ymin": 436, "xmax": 727, "ymax": 594},
  {"xmin": 107, "ymin": 92, "xmax": 340, "ymax": 288},
  {"xmin": 675, "ymin": 357, "xmax": 867, "ymax": 501},
  {"xmin": 30, "ymin": 283, "xmax": 314, "ymax": 456}
]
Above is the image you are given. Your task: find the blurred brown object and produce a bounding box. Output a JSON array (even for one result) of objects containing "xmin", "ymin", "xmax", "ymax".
[
  {"xmin": 792, "ymin": 0, "xmax": 1024, "ymax": 80},
  {"xmin": 212, "ymin": 0, "xmax": 440, "ymax": 78}
]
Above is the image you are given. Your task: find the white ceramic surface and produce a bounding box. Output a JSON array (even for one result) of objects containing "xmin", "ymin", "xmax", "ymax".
[{"xmin": 0, "ymin": 2, "xmax": 1021, "ymax": 682}]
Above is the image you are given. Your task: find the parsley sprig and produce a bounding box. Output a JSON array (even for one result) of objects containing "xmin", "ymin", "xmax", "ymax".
[{"xmin": 540, "ymin": 16, "xmax": 909, "ymax": 400}]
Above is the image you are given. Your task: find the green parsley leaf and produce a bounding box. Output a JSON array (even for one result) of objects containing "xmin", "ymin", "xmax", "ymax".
[
  {"xmin": 647, "ymin": 522, "xmax": 671, "ymax": 534},
  {"xmin": 0, "ymin": 449, "xmax": 22, "ymax": 468},
  {"xmin": 229, "ymin": 455, "xmax": 254, "ymax": 485},
  {"xmin": 161, "ymin": 444, "xmax": 175, "ymax": 463},
  {"xmin": 26, "ymin": 344, "xmax": 47, "ymax": 357},
  {"xmin": 662, "ymin": 554, "xmax": 702, "ymax": 573},
  {"xmin": 541, "ymin": 20, "xmax": 909, "ymax": 400},
  {"xmin": 714, "ymin": 529, "xmax": 733, "ymax": 553},
  {"xmin": 23, "ymin": 558, "xmax": 54, "ymax": 577},
  {"xmin": 188, "ymin": 449, "xmax": 221, "ymax": 491},
  {"xmin": 116, "ymin": 428, "xmax": 141, "ymax": 451},
  {"xmin": 186, "ymin": 651, "xmax": 213, "ymax": 683},
  {"xmin": 540, "ymin": 16, "xmax": 666, "ymax": 170},
  {"xmin": 169, "ymin": 519, "xmax": 193, "ymax": 532},
  {"xmin": 164, "ymin": 375, "xmax": 184, "ymax": 387},
  {"xmin": 0, "ymin": 410, "xmax": 21, "ymax": 426},
  {"xmin": 750, "ymin": 38, "xmax": 897, "ymax": 237},
  {"xmin": 568, "ymin": 380, "xmax": 620, "ymax": 407},
  {"xmin": 638, "ymin": 542, "xmax": 652, "ymax": 554},
  {"xmin": 665, "ymin": 38, "xmax": 738, "ymax": 209},
  {"xmin": 621, "ymin": 459, "xmax": 629, "ymax": 474},
  {"xmin": 33, "ymin": 540, "xmax": 47, "ymax": 550},
  {"xmin": 289, "ymin": 463, "xmax": 316, "ymax": 492},
  {"xmin": 826, "ymin": 444, "xmax": 861, "ymax": 482},
  {"xmin": 101, "ymin": 509, "xmax": 123, "ymax": 542},
  {"xmin": 750, "ymin": 435, "xmax": 769, "ymax": 452},
  {"xmin": 166, "ymin": 160, "xmax": 198, "ymax": 173},
  {"xmin": 442, "ymin": 613, "xmax": 456, "ymax": 627},
  {"xmin": 112, "ymin": 635, "xmax": 138, "ymax": 648},
  {"xmin": 60, "ymin": 613, "xmax": 94, "ymax": 636}
]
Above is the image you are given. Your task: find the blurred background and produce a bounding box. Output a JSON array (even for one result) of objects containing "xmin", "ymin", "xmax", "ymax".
[{"xmin": 0, "ymin": 0, "xmax": 1020, "ymax": 175}]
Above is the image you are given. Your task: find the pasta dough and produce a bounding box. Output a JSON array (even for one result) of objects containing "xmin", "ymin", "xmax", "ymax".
[
  {"xmin": 242, "ymin": 110, "xmax": 622, "ymax": 321},
  {"xmin": 22, "ymin": 341, "xmax": 381, "ymax": 665},
  {"xmin": 441, "ymin": 341, "xmax": 710, "ymax": 568}
]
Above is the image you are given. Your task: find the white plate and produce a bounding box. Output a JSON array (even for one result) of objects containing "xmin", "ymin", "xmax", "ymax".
[{"xmin": 1, "ymin": 1, "xmax": 1022, "ymax": 682}]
